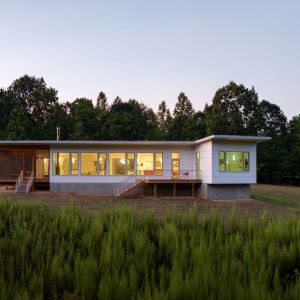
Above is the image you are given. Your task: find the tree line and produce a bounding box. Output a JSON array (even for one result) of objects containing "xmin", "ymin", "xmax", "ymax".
[{"xmin": 0, "ymin": 75, "xmax": 299, "ymax": 184}]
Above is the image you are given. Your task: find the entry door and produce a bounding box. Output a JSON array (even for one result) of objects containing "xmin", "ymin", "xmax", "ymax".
[
  {"xmin": 172, "ymin": 159, "xmax": 179, "ymax": 179},
  {"xmin": 35, "ymin": 151, "xmax": 49, "ymax": 179}
]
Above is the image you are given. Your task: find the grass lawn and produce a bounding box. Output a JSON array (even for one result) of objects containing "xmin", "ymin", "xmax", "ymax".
[{"xmin": 251, "ymin": 184, "xmax": 300, "ymax": 211}]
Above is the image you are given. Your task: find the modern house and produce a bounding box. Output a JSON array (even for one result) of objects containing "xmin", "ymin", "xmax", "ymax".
[{"xmin": 0, "ymin": 135, "xmax": 270, "ymax": 199}]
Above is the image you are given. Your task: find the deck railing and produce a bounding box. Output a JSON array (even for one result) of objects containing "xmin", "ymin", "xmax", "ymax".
[
  {"xmin": 15, "ymin": 170, "xmax": 24, "ymax": 193},
  {"xmin": 114, "ymin": 169, "xmax": 201, "ymax": 196}
]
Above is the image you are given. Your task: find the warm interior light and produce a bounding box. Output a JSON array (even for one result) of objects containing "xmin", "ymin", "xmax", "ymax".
[{"xmin": 120, "ymin": 158, "xmax": 125, "ymax": 165}]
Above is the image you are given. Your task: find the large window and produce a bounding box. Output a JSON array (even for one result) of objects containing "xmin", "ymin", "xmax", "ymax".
[
  {"xmin": 81, "ymin": 153, "xmax": 98, "ymax": 176},
  {"xmin": 137, "ymin": 153, "xmax": 162, "ymax": 176},
  {"xmin": 52, "ymin": 151, "xmax": 165, "ymax": 176},
  {"xmin": 219, "ymin": 152, "xmax": 250, "ymax": 172},
  {"xmin": 53, "ymin": 153, "xmax": 70, "ymax": 175},
  {"xmin": 109, "ymin": 153, "xmax": 126, "ymax": 175}
]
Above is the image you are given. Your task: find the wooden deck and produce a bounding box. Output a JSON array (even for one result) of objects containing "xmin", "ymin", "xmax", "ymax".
[
  {"xmin": 143, "ymin": 179, "xmax": 202, "ymax": 184},
  {"xmin": 123, "ymin": 179, "xmax": 202, "ymax": 197}
]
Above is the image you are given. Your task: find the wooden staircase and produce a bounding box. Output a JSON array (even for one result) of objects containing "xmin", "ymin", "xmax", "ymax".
[{"xmin": 15, "ymin": 170, "xmax": 34, "ymax": 194}]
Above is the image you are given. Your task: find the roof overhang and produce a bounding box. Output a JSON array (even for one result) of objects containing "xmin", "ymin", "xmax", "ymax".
[
  {"xmin": 0, "ymin": 135, "xmax": 271, "ymax": 146},
  {"xmin": 0, "ymin": 140, "xmax": 195, "ymax": 146},
  {"xmin": 195, "ymin": 135, "xmax": 271, "ymax": 144}
]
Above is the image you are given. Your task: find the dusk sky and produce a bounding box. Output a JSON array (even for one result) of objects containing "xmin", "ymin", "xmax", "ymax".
[{"xmin": 1, "ymin": 0, "xmax": 299, "ymax": 119}]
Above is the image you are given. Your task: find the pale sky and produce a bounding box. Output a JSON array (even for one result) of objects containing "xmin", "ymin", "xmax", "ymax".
[{"xmin": 0, "ymin": 0, "xmax": 299, "ymax": 119}]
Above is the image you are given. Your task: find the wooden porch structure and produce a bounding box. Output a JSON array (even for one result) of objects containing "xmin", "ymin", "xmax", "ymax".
[{"xmin": 0, "ymin": 145, "xmax": 50, "ymax": 190}]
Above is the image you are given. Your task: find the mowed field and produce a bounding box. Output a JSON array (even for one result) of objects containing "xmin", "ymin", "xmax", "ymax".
[{"xmin": 252, "ymin": 184, "xmax": 300, "ymax": 211}]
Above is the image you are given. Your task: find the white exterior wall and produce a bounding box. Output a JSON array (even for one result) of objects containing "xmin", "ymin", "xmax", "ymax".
[
  {"xmin": 49, "ymin": 139, "xmax": 258, "ymax": 185},
  {"xmin": 194, "ymin": 141, "xmax": 213, "ymax": 184},
  {"xmin": 211, "ymin": 141, "xmax": 257, "ymax": 184},
  {"xmin": 50, "ymin": 144, "xmax": 195, "ymax": 184}
]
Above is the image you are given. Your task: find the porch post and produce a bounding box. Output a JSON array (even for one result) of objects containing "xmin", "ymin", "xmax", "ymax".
[
  {"xmin": 173, "ymin": 183, "xmax": 176, "ymax": 197},
  {"xmin": 154, "ymin": 183, "xmax": 157, "ymax": 198}
]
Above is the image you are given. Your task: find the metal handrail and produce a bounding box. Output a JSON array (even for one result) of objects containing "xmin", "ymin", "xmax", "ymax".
[
  {"xmin": 26, "ymin": 171, "xmax": 34, "ymax": 193},
  {"xmin": 115, "ymin": 174, "xmax": 136, "ymax": 196},
  {"xmin": 15, "ymin": 170, "xmax": 24, "ymax": 193}
]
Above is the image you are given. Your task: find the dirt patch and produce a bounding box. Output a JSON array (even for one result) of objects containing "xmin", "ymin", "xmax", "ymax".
[{"xmin": 0, "ymin": 191, "xmax": 294, "ymax": 218}]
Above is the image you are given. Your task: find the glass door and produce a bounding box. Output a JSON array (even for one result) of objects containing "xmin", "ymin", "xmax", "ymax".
[{"xmin": 171, "ymin": 153, "xmax": 180, "ymax": 179}]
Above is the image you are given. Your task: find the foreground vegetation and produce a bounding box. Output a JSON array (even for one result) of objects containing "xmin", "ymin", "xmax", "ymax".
[{"xmin": 1, "ymin": 198, "xmax": 300, "ymax": 299}]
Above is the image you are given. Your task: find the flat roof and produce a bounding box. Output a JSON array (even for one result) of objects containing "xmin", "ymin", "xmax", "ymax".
[
  {"xmin": 0, "ymin": 135, "xmax": 271, "ymax": 146},
  {"xmin": 195, "ymin": 135, "xmax": 271, "ymax": 144}
]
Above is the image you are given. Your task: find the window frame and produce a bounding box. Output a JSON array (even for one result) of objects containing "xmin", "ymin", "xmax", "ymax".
[
  {"xmin": 99, "ymin": 152, "xmax": 107, "ymax": 176},
  {"xmin": 136, "ymin": 152, "xmax": 163, "ymax": 176},
  {"xmin": 71, "ymin": 152, "xmax": 79, "ymax": 176},
  {"xmin": 219, "ymin": 151, "xmax": 250, "ymax": 173},
  {"xmin": 108, "ymin": 152, "xmax": 127, "ymax": 176},
  {"xmin": 52, "ymin": 152, "xmax": 70, "ymax": 176}
]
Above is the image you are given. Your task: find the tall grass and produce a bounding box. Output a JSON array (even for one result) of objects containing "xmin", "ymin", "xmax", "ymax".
[{"xmin": 0, "ymin": 197, "xmax": 300, "ymax": 299}]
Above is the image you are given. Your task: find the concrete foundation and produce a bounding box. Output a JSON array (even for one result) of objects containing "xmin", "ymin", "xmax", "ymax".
[
  {"xmin": 199, "ymin": 183, "xmax": 251, "ymax": 200},
  {"xmin": 50, "ymin": 183, "xmax": 116, "ymax": 195}
]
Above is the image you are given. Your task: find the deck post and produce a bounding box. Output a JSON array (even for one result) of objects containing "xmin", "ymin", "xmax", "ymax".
[
  {"xmin": 192, "ymin": 183, "xmax": 195, "ymax": 197},
  {"xmin": 173, "ymin": 183, "xmax": 176, "ymax": 197},
  {"xmin": 154, "ymin": 183, "xmax": 157, "ymax": 198}
]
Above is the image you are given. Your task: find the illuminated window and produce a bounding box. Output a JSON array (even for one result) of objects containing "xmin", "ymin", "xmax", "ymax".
[
  {"xmin": 52, "ymin": 153, "xmax": 70, "ymax": 175},
  {"xmin": 172, "ymin": 152, "xmax": 180, "ymax": 159},
  {"xmin": 99, "ymin": 153, "xmax": 107, "ymax": 175},
  {"xmin": 155, "ymin": 153, "xmax": 163, "ymax": 176},
  {"xmin": 127, "ymin": 153, "xmax": 135, "ymax": 175},
  {"xmin": 109, "ymin": 153, "xmax": 126, "ymax": 175},
  {"xmin": 219, "ymin": 152, "xmax": 250, "ymax": 172},
  {"xmin": 43, "ymin": 158, "xmax": 49, "ymax": 176},
  {"xmin": 137, "ymin": 153, "xmax": 154, "ymax": 175},
  {"xmin": 171, "ymin": 152, "xmax": 180, "ymax": 178},
  {"xmin": 81, "ymin": 153, "xmax": 98, "ymax": 176},
  {"xmin": 71, "ymin": 153, "xmax": 79, "ymax": 175}
]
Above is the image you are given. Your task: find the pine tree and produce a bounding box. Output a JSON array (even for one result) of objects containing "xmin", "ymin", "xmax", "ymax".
[
  {"xmin": 173, "ymin": 92, "xmax": 195, "ymax": 117},
  {"xmin": 157, "ymin": 101, "xmax": 172, "ymax": 137},
  {"xmin": 96, "ymin": 91, "xmax": 109, "ymax": 111}
]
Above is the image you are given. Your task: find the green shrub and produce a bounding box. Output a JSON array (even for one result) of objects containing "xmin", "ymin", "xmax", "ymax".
[{"xmin": 0, "ymin": 197, "xmax": 299, "ymax": 299}]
